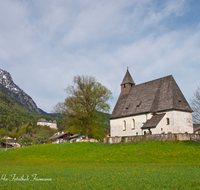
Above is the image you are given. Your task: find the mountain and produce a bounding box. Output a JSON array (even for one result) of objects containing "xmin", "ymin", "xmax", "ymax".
[
  {"xmin": 0, "ymin": 90, "xmax": 63, "ymax": 132},
  {"xmin": 0, "ymin": 68, "xmax": 47, "ymax": 115},
  {"xmin": 0, "ymin": 90, "xmax": 38, "ymax": 129}
]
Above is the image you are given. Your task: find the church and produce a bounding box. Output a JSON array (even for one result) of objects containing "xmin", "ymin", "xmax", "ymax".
[{"xmin": 110, "ymin": 70, "xmax": 193, "ymax": 137}]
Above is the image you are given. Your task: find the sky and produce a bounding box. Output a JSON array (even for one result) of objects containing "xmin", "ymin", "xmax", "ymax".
[{"xmin": 1, "ymin": 0, "xmax": 200, "ymax": 113}]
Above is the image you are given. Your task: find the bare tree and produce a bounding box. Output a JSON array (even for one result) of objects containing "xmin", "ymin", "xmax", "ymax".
[{"xmin": 191, "ymin": 84, "xmax": 200, "ymax": 123}]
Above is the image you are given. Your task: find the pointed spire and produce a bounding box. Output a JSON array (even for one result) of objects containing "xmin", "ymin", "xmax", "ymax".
[{"xmin": 121, "ymin": 69, "xmax": 135, "ymax": 86}]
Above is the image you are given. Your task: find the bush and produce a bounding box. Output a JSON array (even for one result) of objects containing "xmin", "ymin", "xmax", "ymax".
[
  {"xmin": 35, "ymin": 129, "xmax": 50, "ymax": 144},
  {"xmin": 18, "ymin": 136, "xmax": 33, "ymax": 146},
  {"xmin": 9, "ymin": 133, "xmax": 19, "ymax": 139}
]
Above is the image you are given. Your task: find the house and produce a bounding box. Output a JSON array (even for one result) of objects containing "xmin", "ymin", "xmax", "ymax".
[
  {"xmin": 194, "ymin": 128, "xmax": 200, "ymax": 134},
  {"xmin": 37, "ymin": 118, "xmax": 57, "ymax": 129},
  {"xmin": 49, "ymin": 132, "xmax": 74, "ymax": 143},
  {"xmin": 1, "ymin": 142, "xmax": 14, "ymax": 148},
  {"xmin": 193, "ymin": 124, "xmax": 200, "ymax": 134},
  {"xmin": 110, "ymin": 70, "xmax": 193, "ymax": 137},
  {"xmin": 49, "ymin": 133, "xmax": 94, "ymax": 143},
  {"xmin": 0, "ymin": 136, "xmax": 20, "ymax": 148}
]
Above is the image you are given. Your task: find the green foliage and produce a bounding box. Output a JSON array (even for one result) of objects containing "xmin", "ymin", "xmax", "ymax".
[
  {"xmin": 53, "ymin": 75, "xmax": 112, "ymax": 138},
  {"xmin": 35, "ymin": 132, "xmax": 49, "ymax": 144},
  {"xmin": 0, "ymin": 141, "xmax": 200, "ymax": 189},
  {"xmin": 91, "ymin": 126, "xmax": 106, "ymax": 141},
  {"xmin": 0, "ymin": 91, "xmax": 38, "ymax": 130},
  {"xmin": 121, "ymin": 137, "xmax": 126, "ymax": 143},
  {"xmin": 96, "ymin": 111, "xmax": 110, "ymax": 134},
  {"xmin": 0, "ymin": 128, "xmax": 9, "ymax": 141},
  {"xmin": 34, "ymin": 126, "xmax": 53, "ymax": 144},
  {"xmin": 0, "ymin": 91, "xmax": 62, "ymax": 136},
  {"xmin": 18, "ymin": 136, "xmax": 33, "ymax": 146},
  {"xmin": 8, "ymin": 133, "xmax": 19, "ymax": 139},
  {"xmin": 26, "ymin": 125, "xmax": 33, "ymax": 134}
]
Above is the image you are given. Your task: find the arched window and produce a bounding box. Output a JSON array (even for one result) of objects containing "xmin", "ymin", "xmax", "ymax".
[
  {"xmin": 132, "ymin": 119, "xmax": 135, "ymax": 130},
  {"xmin": 123, "ymin": 120, "xmax": 126, "ymax": 131}
]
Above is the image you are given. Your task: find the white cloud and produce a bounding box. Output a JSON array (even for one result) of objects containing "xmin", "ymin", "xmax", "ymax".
[{"xmin": 0, "ymin": 0, "xmax": 200, "ymax": 112}]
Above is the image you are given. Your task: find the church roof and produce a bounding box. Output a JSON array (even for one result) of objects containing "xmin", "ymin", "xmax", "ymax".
[
  {"xmin": 141, "ymin": 113, "xmax": 166, "ymax": 129},
  {"xmin": 110, "ymin": 75, "xmax": 193, "ymax": 119},
  {"xmin": 121, "ymin": 70, "xmax": 135, "ymax": 85}
]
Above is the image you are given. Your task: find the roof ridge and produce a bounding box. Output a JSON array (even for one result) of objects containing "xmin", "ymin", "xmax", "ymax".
[{"xmin": 136, "ymin": 75, "xmax": 173, "ymax": 87}]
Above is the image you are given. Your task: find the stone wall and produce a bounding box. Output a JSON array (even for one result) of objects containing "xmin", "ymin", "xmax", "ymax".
[
  {"xmin": 104, "ymin": 133, "xmax": 200, "ymax": 144},
  {"xmin": 79, "ymin": 139, "xmax": 99, "ymax": 142}
]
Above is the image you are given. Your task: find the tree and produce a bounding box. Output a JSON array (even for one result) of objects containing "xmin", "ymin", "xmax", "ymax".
[
  {"xmin": 53, "ymin": 75, "xmax": 112, "ymax": 139},
  {"xmin": 191, "ymin": 84, "xmax": 200, "ymax": 123},
  {"xmin": 18, "ymin": 136, "xmax": 33, "ymax": 146},
  {"xmin": 35, "ymin": 129, "xmax": 50, "ymax": 144},
  {"xmin": 0, "ymin": 128, "xmax": 9, "ymax": 142}
]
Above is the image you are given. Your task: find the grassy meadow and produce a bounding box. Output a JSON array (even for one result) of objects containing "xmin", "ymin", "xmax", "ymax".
[{"xmin": 0, "ymin": 140, "xmax": 200, "ymax": 189}]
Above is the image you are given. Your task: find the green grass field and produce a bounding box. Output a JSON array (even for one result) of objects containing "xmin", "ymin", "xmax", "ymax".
[{"xmin": 0, "ymin": 141, "xmax": 200, "ymax": 189}]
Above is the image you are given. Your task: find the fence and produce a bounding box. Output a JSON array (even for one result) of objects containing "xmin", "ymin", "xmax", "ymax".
[{"xmin": 104, "ymin": 133, "xmax": 200, "ymax": 144}]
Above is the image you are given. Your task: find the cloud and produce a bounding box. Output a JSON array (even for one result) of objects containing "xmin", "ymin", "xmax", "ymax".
[{"xmin": 0, "ymin": 0, "xmax": 200, "ymax": 112}]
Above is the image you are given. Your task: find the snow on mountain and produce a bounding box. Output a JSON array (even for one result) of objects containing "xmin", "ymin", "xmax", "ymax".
[{"xmin": 0, "ymin": 68, "xmax": 47, "ymax": 115}]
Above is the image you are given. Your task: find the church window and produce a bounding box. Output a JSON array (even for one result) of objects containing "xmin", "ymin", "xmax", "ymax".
[
  {"xmin": 132, "ymin": 119, "xmax": 135, "ymax": 130},
  {"xmin": 167, "ymin": 118, "xmax": 170, "ymax": 125},
  {"xmin": 123, "ymin": 120, "xmax": 126, "ymax": 131}
]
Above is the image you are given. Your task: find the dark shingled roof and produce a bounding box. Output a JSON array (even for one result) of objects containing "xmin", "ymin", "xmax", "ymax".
[
  {"xmin": 121, "ymin": 70, "xmax": 135, "ymax": 85},
  {"xmin": 37, "ymin": 118, "xmax": 47, "ymax": 122},
  {"xmin": 141, "ymin": 113, "xmax": 166, "ymax": 129},
  {"xmin": 49, "ymin": 132, "xmax": 73, "ymax": 140},
  {"xmin": 110, "ymin": 74, "xmax": 193, "ymax": 119}
]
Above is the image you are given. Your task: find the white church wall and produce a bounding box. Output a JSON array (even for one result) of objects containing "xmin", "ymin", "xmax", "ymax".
[
  {"xmin": 110, "ymin": 110, "xmax": 193, "ymax": 137},
  {"xmin": 150, "ymin": 111, "xmax": 174, "ymax": 135},
  {"xmin": 153, "ymin": 111, "xmax": 193, "ymax": 134},
  {"xmin": 110, "ymin": 113, "xmax": 152, "ymax": 137},
  {"xmin": 173, "ymin": 111, "xmax": 193, "ymax": 133}
]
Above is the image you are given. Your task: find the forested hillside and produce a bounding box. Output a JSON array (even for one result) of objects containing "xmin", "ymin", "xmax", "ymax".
[
  {"xmin": 0, "ymin": 91, "xmax": 62, "ymax": 132},
  {"xmin": 0, "ymin": 90, "xmax": 110, "ymax": 138}
]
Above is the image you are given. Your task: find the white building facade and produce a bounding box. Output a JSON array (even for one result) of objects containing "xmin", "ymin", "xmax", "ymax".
[{"xmin": 37, "ymin": 118, "xmax": 58, "ymax": 129}]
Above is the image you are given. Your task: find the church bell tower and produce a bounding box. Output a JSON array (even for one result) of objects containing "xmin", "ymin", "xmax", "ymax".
[{"xmin": 121, "ymin": 69, "xmax": 135, "ymax": 96}]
